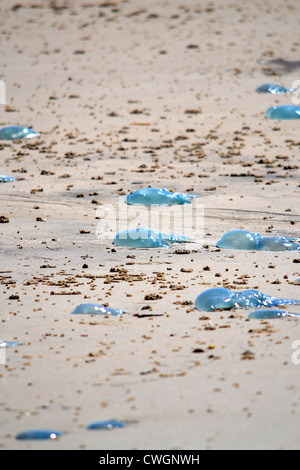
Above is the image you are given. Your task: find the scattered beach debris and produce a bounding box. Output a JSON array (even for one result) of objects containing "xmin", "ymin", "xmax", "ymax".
[
  {"xmin": 265, "ymin": 105, "xmax": 300, "ymax": 119},
  {"xmin": 86, "ymin": 420, "xmax": 127, "ymax": 430},
  {"xmin": 0, "ymin": 126, "xmax": 39, "ymax": 140},
  {"xmin": 217, "ymin": 230, "xmax": 300, "ymax": 251},
  {"xmin": 71, "ymin": 303, "xmax": 125, "ymax": 316},
  {"xmin": 15, "ymin": 430, "xmax": 63, "ymax": 440},
  {"xmin": 113, "ymin": 228, "xmax": 191, "ymax": 248},
  {"xmin": 126, "ymin": 187, "xmax": 200, "ymax": 206},
  {"xmin": 134, "ymin": 312, "xmax": 164, "ymax": 318},
  {"xmin": 241, "ymin": 350, "xmax": 255, "ymax": 360},
  {"xmin": 248, "ymin": 309, "xmax": 300, "ymax": 319},
  {"xmin": 195, "ymin": 287, "xmax": 300, "ymax": 312},
  {"xmin": 0, "ymin": 175, "xmax": 17, "ymax": 183},
  {"xmin": 255, "ymin": 83, "xmax": 295, "ymax": 94}
]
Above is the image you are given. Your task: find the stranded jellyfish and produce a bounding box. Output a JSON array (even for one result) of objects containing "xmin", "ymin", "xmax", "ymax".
[
  {"xmin": 16, "ymin": 430, "xmax": 63, "ymax": 440},
  {"xmin": 71, "ymin": 303, "xmax": 125, "ymax": 316},
  {"xmin": 0, "ymin": 341, "xmax": 21, "ymax": 347},
  {"xmin": 86, "ymin": 420, "xmax": 127, "ymax": 430},
  {"xmin": 195, "ymin": 287, "xmax": 300, "ymax": 312},
  {"xmin": 0, "ymin": 175, "xmax": 17, "ymax": 183},
  {"xmin": 265, "ymin": 105, "xmax": 300, "ymax": 120},
  {"xmin": 126, "ymin": 187, "xmax": 200, "ymax": 206},
  {"xmin": 216, "ymin": 230, "xmax": 300, "ymax": 251},
  {"xmin": 256, "ymin": 83, "xmax": 295, "ymax": 94},
  {"xmin": 248, "ymin": 309, "xmax": 300, "ymax": 319},
  {"xmin": 113, "ymin": 228, "xmax": 190, "ymax": 248},
  {"xmin": 0, "ymin": 126, "xmax": 39, "ymax": 140}
]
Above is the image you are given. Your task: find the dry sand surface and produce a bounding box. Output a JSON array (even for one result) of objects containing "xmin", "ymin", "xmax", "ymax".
[{"xmin": 0, "ymin": 0, "xmax": 300, "ymax": 450}]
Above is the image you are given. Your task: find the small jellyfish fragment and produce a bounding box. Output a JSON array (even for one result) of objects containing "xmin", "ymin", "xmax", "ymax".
[
  {"xmin": 0, "ymin": 340, "xmax": 21, "ymax": 348},
  {"xmin": 0, "ymin": 126, "xmax": 39, "ymax": 140},
  {"xmin": 265, "ymin": 105, "xmax": 300, "ymax": 120},
  {"xmin": 195, "ymin": 287, "xmax": 300, "ymax": 312},
  {"xmin": 255, "ymin": 83, "xmax": 294, "ymax": 94},
  {"xmin": 71, "ymin": 303, "xmax": 125, "ymax": 316},
  {"xmin": 0, "ymin": 175, "xmax": 17, "ymax": 183},
  {"xmin": 16, "ymin": 429, "xmax": 63, "ymax": 440},
  {"xmin": 248, "ymin": 309, "xmax": 300, "ymax": 319},
  {"xmin": 216, "ymin": 230, "xmax": 300, "ymax": 252},
  {"xmin": 113, "ymin": 227, "xmax": 191, "ymax": 248},
  {"xmin": 126, "ymin": 187, "xmax": 200, "ymax": 206},
  {"xmin": 87, "ymin": 420, "xmax": 127, "ymax": 430}
]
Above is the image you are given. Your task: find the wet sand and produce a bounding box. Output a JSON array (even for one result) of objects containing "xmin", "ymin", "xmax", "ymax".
[{"xmin": 0, "ymin": 0, "xmax": 300, "ymax": 450}]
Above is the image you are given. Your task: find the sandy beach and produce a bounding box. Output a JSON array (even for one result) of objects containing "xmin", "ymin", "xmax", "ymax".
[{"xmin": 1, "ymin": 0, "xmax": 300, "ymax": 450}]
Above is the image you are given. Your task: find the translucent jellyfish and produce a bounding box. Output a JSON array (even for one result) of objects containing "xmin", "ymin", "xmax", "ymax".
[
  {"xmin": 0, "ymin": 340, "xmax": 21, "ymax": 347},
  {"xmin": 216, "ymin": 230, "xmax": 300, "ymax": 251},
  {"xmin": 0, "ymin": 126, "xmax": 39, "ymax": 140},
  {"xmin": 195, "ymin": 287, "xmax": 300, "ymax": 312},
  {"xmin": 248, "ymin": 309, "xmax": 300, "ymax": 319},
  {"xmin": 195, "ymin": 287, "xmax": 236, "ymax": 311},
  {"xmin": 87, "ymin": 420, "xmax": 127, "ymax": 430},
  {"xmin": 71, "ymin": 303, "xmax": 125, "ymax": 316},
  {"xmin": 265, "ymin": 105, "xmax": 300, "ymax": 119},
  {"xmin": 0, "ymin": 175, "xmax": 17, "ymax": 183},
  {"xmin": 113, "ymin": 227, "xmax": 191, "ymax": 248},
  {"xmin": 16, "ymin": 430, "xmax": 63, "ymax": 440},
  {"xmin": 255, "ymin": 83, "xmax": 295, "ymax": 94},
  {"xmin": 126, "ymin": 187, "xmax": 200, "ymax": 206}
]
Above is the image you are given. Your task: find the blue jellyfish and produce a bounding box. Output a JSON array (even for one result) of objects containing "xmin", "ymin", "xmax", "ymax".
[
  {"xmin": 126, "ymin": 187, "xmax": 200, "ymax": 206},
  {"xmin": 16, "ymin": 430, "xmax": 63, "ymax": 440},
  {"xmin": 216, "ymin": 230, "xmax": 300, "ymax": 251},
  {"xmin": 248, "ymin": 309, "xmax": 300, "ymax": 319},
  {"xmin": 195, "ymin": 287, "xmax": 300, "ymax": 312},
  {"xmin": 87, "ymin": 420, "xmax": 127, "ymax": 430},
  {"xmin": 0, "ymin": 341, "xmax": 21, "ymax": 347},
  {"xmin": 0, "ymin": 126, "xmax": 39, "ymax": 140},
  {"xmin": 71, "ymin": 303, "xmax": 125, "ymax": 316},
  {"xmin": 113, "ymin": 227, "xmax": 190, "ymax": 248},
  {"xmin": 0, "ymin": 175, "xmax": 17, "ymax": 183},
  {"xmin": 265, "ymin": 105, "xmax": 300, "ymax": 119},
  {"xmin": 256, "ymin": 83, "xmax": 295, "ymax": 94}
]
